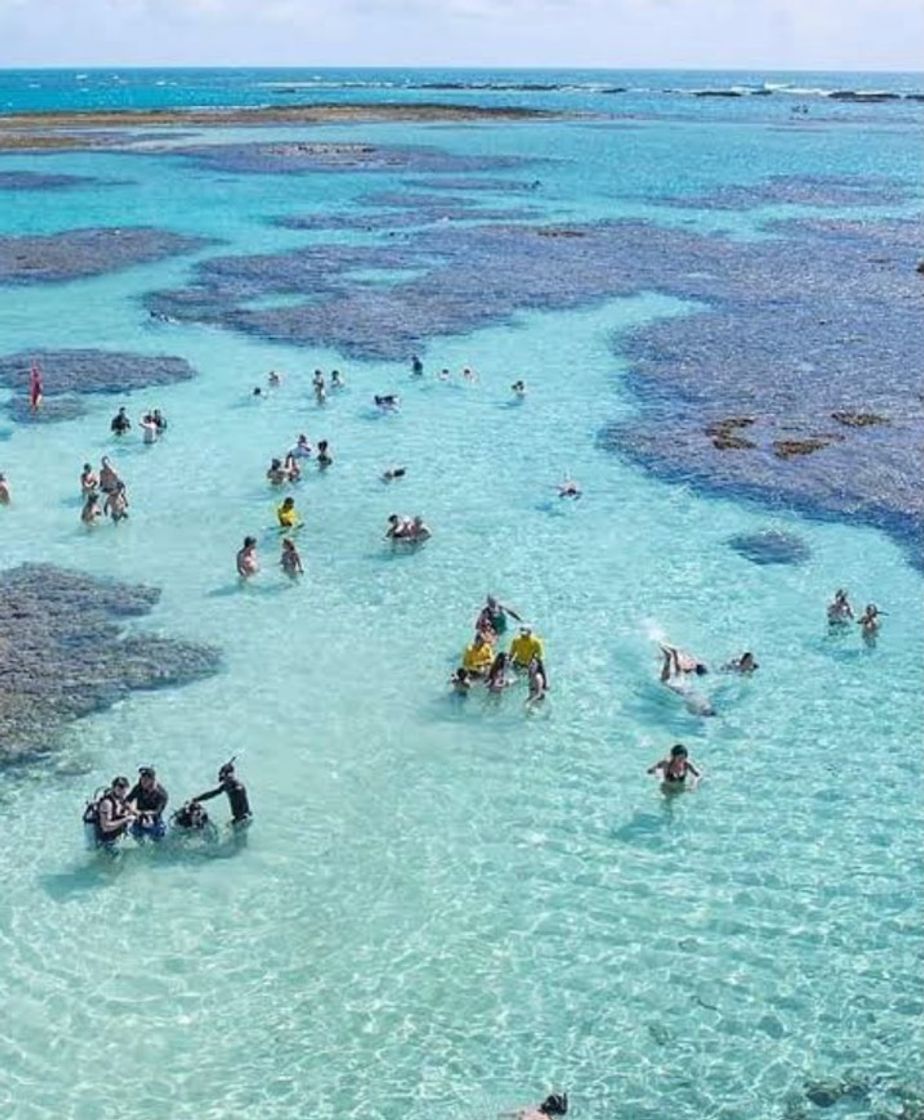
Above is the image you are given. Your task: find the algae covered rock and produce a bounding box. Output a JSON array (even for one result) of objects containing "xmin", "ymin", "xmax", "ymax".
[{"xmin": 0, "ymin": 564, "xmax": 221, "ymax": 764}]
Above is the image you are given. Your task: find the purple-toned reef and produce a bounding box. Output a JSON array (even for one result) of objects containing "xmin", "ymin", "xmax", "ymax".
[
  {"xmin": 174, "ymin": 140, "xmax": 531, "ymax": 177},
  {"xmin": 0, "ymin": 564, "xmax": 221, "ymax": 764},
  {"xmin": 275, "ymin": 191, "xmax": 543, "ymax": 233},
  {"xmin": 654, "ymin": 174, "xmax": 913, "ymax": 210},
  {"xmin": 0, "ymin": 350, "xmax": 197, "ymax": 424},
  {"xmin": 144, "ymin": 209, "xmax": 922, "ymax": 557},
  {"xmin": 0, "ymin": 226, "xmax": 212, "ymax": 285},
  {"xmin": 0, "ymin": 170, "xmax": 105, "ymax": 191}
]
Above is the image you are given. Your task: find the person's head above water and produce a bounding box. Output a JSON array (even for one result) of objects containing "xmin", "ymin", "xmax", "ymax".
[
  {"xmin": 243, "ymin": 536, "xmax": 256, "ymax": 548},
  {"xmin": 281, "ymin": 497, "xmax": 294, "ymax": 510},
  {"xmin": 670, "ymin": 744, "xmax": 688, "ymax": 759},
  {"xmin": 218, "ymin": 758, "xmax": 236, "ymax": 782},
  {"xmin": 111, "ymin": 775, "xmax": 130, "ymax": 793},
  {"xmin": 539, "ymin": 1093, "xmax": 568, "ymax": 1116}
]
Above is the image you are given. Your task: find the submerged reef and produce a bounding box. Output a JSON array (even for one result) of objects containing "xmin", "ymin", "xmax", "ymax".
[
  {"xmin": 654, "ymin": 173, "xmax": 913, "ymax": 210},
  {"xmin": 0, "ymin": 564, "xmax": 221, "ymax": 764},
  {"xmin": 275, "ymin": 191, "xmax": 543, "ymax": 233},
  {"xmin": 726, "ymin": 530, "xmax": 812, "ymax": 566},
  {"xmin": 0, "ymin": 227, "xmax": 212, "ymax": 286},
  {"xmin": 0, "ymin": 350, "xmax": 197, "ymax": 424},
  {"xmin": 0, "ymin": 170, "xmax": 106, "ymax": 191},
  {"xmin": 145, "ymin": 203, "xmax": 922, "ymax": 556},
  {"xmin": 173, "ymin": 140, "xmax": 530, "ymax": 177}
]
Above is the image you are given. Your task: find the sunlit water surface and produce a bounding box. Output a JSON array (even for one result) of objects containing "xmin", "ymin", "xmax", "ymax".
[{"xmin": 0, "ymin": 78, "xmax": 921, "ymax": 1120}]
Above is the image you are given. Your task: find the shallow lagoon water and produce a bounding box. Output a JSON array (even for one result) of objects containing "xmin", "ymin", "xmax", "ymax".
[{"xmin": 0, "ymin": 74, "xmax": 922, "ymax": 1120}]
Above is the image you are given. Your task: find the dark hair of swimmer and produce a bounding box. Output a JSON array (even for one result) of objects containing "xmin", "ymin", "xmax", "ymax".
[
  {"xmin": 694, "ymin": 663, "xmax": 708, "ymax": 676},
  {"xmin": 253, "ymin": 387, "xmax": 262, "ymax": 396},
  {"xmin": 243, "ymin": 535, "xmax": 257, "ymax": 548},
  {"xmin": 111, "ymin": 775, "xmax": 130, "ymax": 790},
  {"xmin": 539, "ymin": 1093, "xmax": 568, "ymax": 1116},
  {"xmin": 218, "ymin": 758, "xmax": 236, "ymax": 781},
  {"xmin": 670, "ymin": 744, "xmax": 688, "ymax": 758}
]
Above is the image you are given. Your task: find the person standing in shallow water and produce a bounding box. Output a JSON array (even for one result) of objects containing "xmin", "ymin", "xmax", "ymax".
[
  {"xmin": 236, "ymin": 536, "xmax": 259, "ymax": 579},
  {"xmin": 280, "ymin": 538, "xmax": 304, "ymax": 579},
  {"xmin": 191, "ymin": 759, "xmax": 252, "ymax": 827},
  {"xmin": 0, "ymin": 473, "xmax": 10, "ymax": 506}
]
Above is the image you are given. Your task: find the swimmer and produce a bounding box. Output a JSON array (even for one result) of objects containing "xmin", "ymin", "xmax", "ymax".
[
  {"xmin": 374, "ymin": 394, "xmax": 400, "ymax": 411},
  {"xmin": 485, "ymin": 651, "xmax": 511, "ymax": 693},
  {"xmin": 0, "ymin": 473, "xmax": 10, "ymax": 505},
  {"xmin": 280, "ymin": 538, "xmax": 304, "ymax": 578},
  {"xmin": 411, "ymin": 355, "xmax": 424, "ymax": 377},
  {"xmin": 316, "ymin": 440, "xmax": 333, "ymax": 469},
  {"xmin": 315, "ymin": 383, "xmax": 327, "ymax": 405},
  {"xmin": 384, "ymin": 513, "xmax": 413, "ymax": 540},
  {"xmin": 858, "ymin": 604, "xmax": 881, "ymax": 645},
  {"xmin": 407, "ymin": 515, "xmax": 431, "ymax": 543},
  {"xmin": 268, "ymin": 370, "xmax": 282, "ymax": 388},
  {"xmin": 266, "ymin": 458, "xmax": 289, "ymax": 486},
  {"xmin": 290, "ymin": 434, "xmax": 313, "ymax": 459},
  {"xmin": 312, "ymin": 369, "xmax": 325, "ymax": 391},
  {"xmin": 511, "ymin": 379, "xmax": 527, "ymax": 397},
  {"xmin": 461, "ymin": 366, "xmax": 477, "ymax": 383},
  {"xmin": 438, "ymin": 367, "xmax": 450, "ymax": 382},
  {"xmin": 558, "ymin": 477, "xmax": 582, "ymax": 499},
  {"xmin": 283, "ymin": 452, "xmax": 301, "ymax": 483},
  {"xmin": 449, "ymin": 667, "xmax": 472, "ymax": 695},
  {"xmin": 462, "ymin": 632, "xmax": 493, "ymax": 677},
  {"xmin": 526, "ymin": 656, "xmax": 549, "ymax": 707},
  {"xmin": 502, "ymin": 1093, "xmax": 568, "ymax": 1120},
  {"xmin": 152, "ymin": 409, "xmax": 167, "ymax": 433},
  {"xmin": 648, "ymin": 744, "xmax": 701, "ymax": 791},
  {"xmin": 81, "ymin": 492, "xmax": 102, "ymax": 525},
  {"xmin": 139, "ymin": 413, "xmax": 159, "ymax": 444},
  {"xmin": 331, "ymin": 370, "xmax": 345, "ymax": 389},
  {"xmin": 99, "ymin": 456, "xmax": 120, "ymax": 494},
  {"xmin": 103, "ymin": 480, "xmax": 129, "ymax": 523},
  {"xmin": 722, "ymin": 651, "xmax": 759, "ymax": 674},
  {"xmin": 252, "ymin": 386, "xmax": 264, "ymax": 397},
  {"xmin": 276, "ymin": 496, "xmax": 302, "ymax": 530},
  {"xmin": 827, "ymin": 589, "xmax": 853, "ymax": 627},
  {"xmin": 236, "ymin": 536, "xmax": 259, "ymax": 579},
  {"xmin": 509, "ymin": 626, "xmax": 544, "ymax": 671},
  {"xmin": 80, "ymin": 463, "xmax": 98, "ymax": 496},
  {"xmin": 381, "ymin": 466, "xmax": 407, "ymax": 483},
  {"xmin": 476, "ymin": 595, "xmax": 522, "ymax": 638},
  {"xmin": 659, "ymin": 645, "xmax": 708, "ymax": 681}
]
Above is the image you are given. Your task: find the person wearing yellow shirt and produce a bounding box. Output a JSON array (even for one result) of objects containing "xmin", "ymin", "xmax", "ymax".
[
  {"xmin": 509, "ymin": 626, "xmax": 544, "ymax": 669},
  {"xmin": 462, "ymin": 632, "xmax": 493, "ymax": 677},
  {"xmin": 277, "ymin": 496, "xmax": 302, "ymax": 530}
]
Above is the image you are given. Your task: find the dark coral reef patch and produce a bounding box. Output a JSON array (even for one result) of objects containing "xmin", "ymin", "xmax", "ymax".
[
  {"xmin": 0, "ymin": 564, "xmax": 221, "ymax": 764},
  {"xmin": 0, "ymin": 226, "xmax": 212, "ymax": 286},
  {"xmin": 0, "ymin": 350, "xmax": 197, "ymax": 424}
]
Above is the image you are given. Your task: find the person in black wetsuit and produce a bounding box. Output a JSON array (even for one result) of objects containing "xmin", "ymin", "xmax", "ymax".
[
  {"xmin": 127, "ymin": 767, "xmax": 168, "ymax": 841},
  {"xmin": 110, "ymin": 407, "xmax": 131, "ymax": 436},
  {"xmin": 191, "ymin": 760, "xmax": 251, "ymax": 827}
]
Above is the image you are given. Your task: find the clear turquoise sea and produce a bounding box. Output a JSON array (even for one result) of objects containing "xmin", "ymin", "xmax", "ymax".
[{"xmin": 0, "ymin": 69, "xmax": 921, "ymax": 1120}]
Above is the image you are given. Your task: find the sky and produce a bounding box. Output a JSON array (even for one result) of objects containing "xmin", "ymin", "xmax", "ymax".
[{"xmin": 0, "ymin": 0, "xmax": 922, "ymax": 71}]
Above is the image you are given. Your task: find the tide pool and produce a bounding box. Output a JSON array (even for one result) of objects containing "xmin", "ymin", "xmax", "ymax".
[{"xmin": 0, "ymin": 78, "xmax": 921, "ymax": 1120}]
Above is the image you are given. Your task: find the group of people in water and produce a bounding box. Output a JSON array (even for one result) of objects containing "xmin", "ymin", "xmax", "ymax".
[
  {"xmin": 80, "ymin": 455, "xmax": 130, "ymax": 525},
  {"xmin": 826, "ymin": 588, "xmax": 882, "ymax": 645},
  {"xmin": 453, "ymin": 596, "xmax": 550, "ymax": 708},
  {"xmin": 84, "ymin": 759, "xmax": 251, "ymax": 853}
]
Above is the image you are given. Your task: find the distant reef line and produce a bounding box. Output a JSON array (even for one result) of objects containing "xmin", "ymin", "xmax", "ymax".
[{"xmin": 0, "ymin": 102, "xmax": 564, "ymax": 150}]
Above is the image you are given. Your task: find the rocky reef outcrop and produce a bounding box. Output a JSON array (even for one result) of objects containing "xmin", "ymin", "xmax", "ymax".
[{"xmin": 0, "ymin": 564, "xmax": 221, "ymax": 764}]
